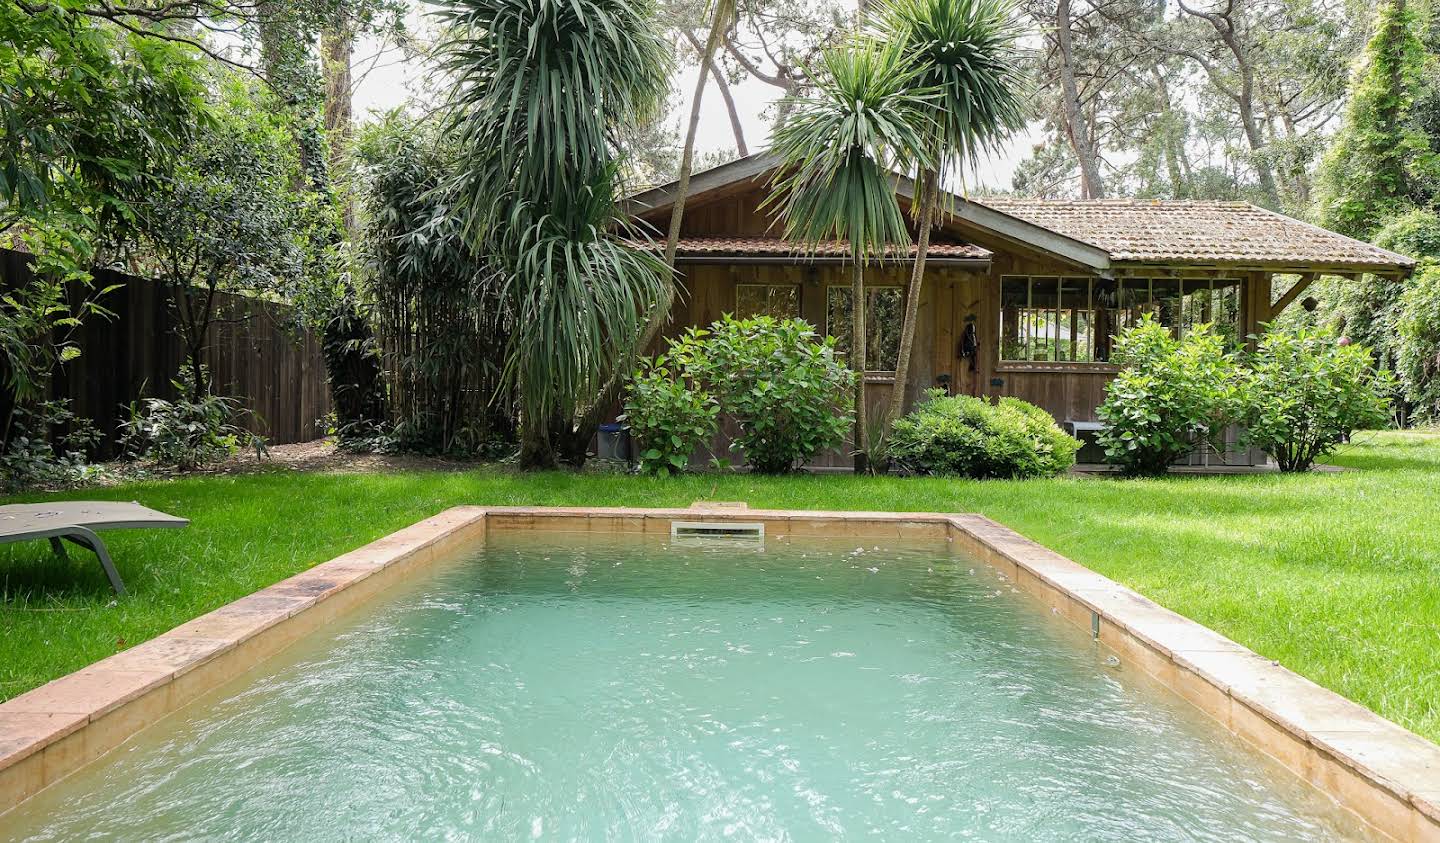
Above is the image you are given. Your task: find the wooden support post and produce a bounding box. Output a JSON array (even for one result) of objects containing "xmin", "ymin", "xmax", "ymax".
[
  {"xmin": 1270, "ymin": 272, "xmax": 1316, "ymax": 318},
  {"xmin": 1244, "ymin": 271, "xmax": 1272, "ymax": 350}
]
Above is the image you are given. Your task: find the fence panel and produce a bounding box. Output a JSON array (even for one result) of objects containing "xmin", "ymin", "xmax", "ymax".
[{"xmin": 2, "ymin": 249, "xmax": 331, "ymax": 458}]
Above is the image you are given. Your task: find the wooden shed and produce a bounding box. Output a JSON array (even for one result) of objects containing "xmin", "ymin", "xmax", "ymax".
[{"xmin": 624, "ymin": 153, "xmax": 1415, "ymax": 468}]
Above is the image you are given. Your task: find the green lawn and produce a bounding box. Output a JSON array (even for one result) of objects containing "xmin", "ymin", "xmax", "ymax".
[{"xmin": 2, "ymin": 431, "xmax": 1438, "ymax": 746}]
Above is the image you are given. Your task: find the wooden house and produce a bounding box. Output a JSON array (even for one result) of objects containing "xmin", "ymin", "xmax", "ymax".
[{"xmin": 624, "ymin": 153, "xmax": 1415, "ymax": 467}]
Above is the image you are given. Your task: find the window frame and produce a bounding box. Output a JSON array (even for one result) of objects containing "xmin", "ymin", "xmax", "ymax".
[
  {"xmin": 996, "ymin": 274, "xmax": 1243, "ymax": 371},
  {"xmin": 824, "ymin": 283, "xmax": 905, "ymax": 376},
  {"xmin": 734, "ymin": 282, "xmax": 802, "ymax": 320}
]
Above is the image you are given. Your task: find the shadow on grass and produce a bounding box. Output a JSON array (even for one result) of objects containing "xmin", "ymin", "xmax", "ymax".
[{"xmin": 0, "ymin": 546, "xmax": 119, "ymax": 604}]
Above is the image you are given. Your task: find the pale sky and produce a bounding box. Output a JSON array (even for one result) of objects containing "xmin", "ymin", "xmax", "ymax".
[{"xmin": 349, "ymin": 9, "xmax": 1034, "ymax": 194}]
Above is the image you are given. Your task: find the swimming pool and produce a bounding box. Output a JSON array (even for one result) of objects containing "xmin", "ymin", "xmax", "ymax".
[{"xmin": 3, "ymin": 529, "xmax": 1368, "ymax": 840}]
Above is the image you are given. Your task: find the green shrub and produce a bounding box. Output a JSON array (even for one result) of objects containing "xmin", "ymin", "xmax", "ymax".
[
  {"xmin": 678, "ymin": 315, "xmax": 854, "ymax": 474},
  {"xmin": 118, "ymin": 379, "xmax": 243, "ymax": 470},
  {"xmin": 1241, "ymin": 327, "xmax": 1396, "ymax": 471},
  {"xmin": 1397, "ymin": 261, "xmax": 1440, "ymax": 422},
  {"xmin": 1096, "ymin": 317, "xmax": 1246, "ymax": 476},
  {"xmin": 888, "ymin": 390, "xmax": 1078, "ymax": 478},
  {"xmin": 1372, "ymin": 209, "xmax": 1440, "ymax": 259},
  {"xmin": 0, "ymin": 400, "xmax": 99, "ymax": 491},
  {"xmin": 620, "ymin": 354, "xmax": 719, "ymax": 476}
]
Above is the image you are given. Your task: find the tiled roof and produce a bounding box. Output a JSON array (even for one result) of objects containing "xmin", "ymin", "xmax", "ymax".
[
  {"xmin": 974, "ymin": 198, "xmax": 1414, "ymax": 270},
  {"xmin": 641, "ymin": 236, "xmax": 991, "ymax": 261}
]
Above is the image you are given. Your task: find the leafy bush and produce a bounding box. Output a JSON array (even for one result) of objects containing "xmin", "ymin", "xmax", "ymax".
[
  {"xmin": 888, "ymin": 390, "xmax": 1078, "ymax": 478},
  {"xmin": 1397, "ymin": 262, "xmax": 1440, "ymax": 422},
  {"xmin": 620, "ymin": 354, "xmax": 719, "ymax": 476},
  {"xmin": 1096, "ymin": 317, "xmax": 1246, "ymax": 476},
  {"xmin": 675, "ymin": 316, "xmax": 854, "ymax": 474},
  {"xmin": 118, "ymin": 380, "xmax": 243, "ymax": 470},
  {"xmin": 1241, "ymin": 328, "xmax": 1396, "ymax": 471},
  {"xmin": 1372, "ymin": 209, "xmax": 1440, "ymax": 259},
  {"xmin": 0, "ymin": 400, "xmax": 99, "ymax": 491}
]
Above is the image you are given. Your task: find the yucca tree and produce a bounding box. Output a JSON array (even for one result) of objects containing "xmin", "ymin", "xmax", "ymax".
[
  {"xmin": 767, "ymin": 41, "xmax": 936, "ymax": 472},
  {"xmin": 871, "ymin": 0, "xmax": 1027, "ymax": 426},
  {"xmin": 436, "ymin": 0, "xmax": 674, "ymax": 468}
]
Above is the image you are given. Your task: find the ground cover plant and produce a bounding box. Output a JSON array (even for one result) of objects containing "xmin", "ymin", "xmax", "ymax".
[{"xmin": 2, "ymin": 431, "xmax": 1437, "ymax": 749}]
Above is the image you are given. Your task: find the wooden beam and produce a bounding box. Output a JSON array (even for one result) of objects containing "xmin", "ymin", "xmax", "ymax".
[
  {"xmin": 1244, "ymin": 271, "xmax": 1272, "ymax": 349},
  {"xmin": 1269, "ymin": 273, "xmax": 1316, "ymax": 318}
]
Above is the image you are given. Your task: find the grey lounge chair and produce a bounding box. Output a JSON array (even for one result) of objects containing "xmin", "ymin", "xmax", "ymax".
[{"xmin": 0, "ymin": 502, "xmax": 189, "ymax": 596}]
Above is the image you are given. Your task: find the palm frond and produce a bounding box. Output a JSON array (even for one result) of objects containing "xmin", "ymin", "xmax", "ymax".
[
  {"xmin": 435, "ymin": 0, "xmax": 675, "ymax": 431},
  {"xmin": 869, "ymin": 0, "xmax": 1029, "ymax": 183},
  {"xmin": 765, "ymin": 41, "xmax": 939, "ymax": 262},
  {"xmin": 435, "ymin": 0, "xmax": 673, "ymax": 241}
]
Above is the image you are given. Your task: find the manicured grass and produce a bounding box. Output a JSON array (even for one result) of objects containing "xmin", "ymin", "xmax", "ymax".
[{"xmin": 2, "ymin": 431, "xmax": 1438, "ymax": 746}]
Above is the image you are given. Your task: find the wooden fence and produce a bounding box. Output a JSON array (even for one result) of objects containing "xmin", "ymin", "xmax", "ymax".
[{"xmin": 2, "ymin": 249, "xmax": 331, "ymax": 458}]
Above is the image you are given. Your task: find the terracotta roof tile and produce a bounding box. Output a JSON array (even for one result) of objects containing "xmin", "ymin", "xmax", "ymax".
[
  {"xmin": 636, "ymin": 236, "xmax": 990, "ymax": 261},
  {"xmin": 974, "ymin": 198, "xmax": 1414, "ymax": 270}
]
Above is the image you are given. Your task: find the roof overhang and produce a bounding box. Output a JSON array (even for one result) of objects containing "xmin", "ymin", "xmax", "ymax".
[
  {"xmin": 623, "ymin": 152, "xmax": 1415, "ymax": 280},
  {"xmin": 1107, "ymin": 262, "xmax": 1411, "ymax": 280},
  {"xmin": 891, "ymin": 175, "xmax": 1114, "ymax": 273},
  {"xmin": 625, "ymin": 153, "xmax": 1113, "ymax": 274},
  {"xmin": 622, "ymin": 152, "xmax": 784, "ymax": 218},
  {"xmin": 674, "ymin": 254, "xmax": 991, "ymax": 268}
]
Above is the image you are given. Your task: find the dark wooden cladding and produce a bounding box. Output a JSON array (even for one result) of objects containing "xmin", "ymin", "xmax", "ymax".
[
  {"xmin": 639, "ymin": 181, "xmax": 1278, "ymax": 468},
  {"xmin": 2, "ymin": 249, "xmax": 330, "ymax": 458}
]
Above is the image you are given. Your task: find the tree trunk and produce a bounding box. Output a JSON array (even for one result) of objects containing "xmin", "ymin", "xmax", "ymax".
[
  {"xmin": 1236, "ymin": 92, "xmax": 1279, "ymax": 207},
  {"xmin": 1211, "ymin": 13, "xmax": 1280, "ymax": 207},
  {"xmin": 887, "ymin": 168, "xmax": 936, "ymax": 428},
  {"xmin": 1056, "ymin": 0, "xmax": 1105, "ymax": 198},
  {"xmin": 683, "ymin": 30, "xmax": 747, "ymax": 157},
  {"xmin": 664, "ymin": 3, "xmax": 733, "ymax": 269},
  {"xmin": 852, "ymin": 257, "xmax": 869, "ymax": 474},
  {"xmin": 321, "ymin": 22, "xmax": 354, "ymax": 227},
  {"xmin": 518, "ymin": 412, "xmax": 557, "ymax": 470},
  {"xmin": 1150, "ymin": 68, "xmax": 1187, "ymax": 198}
]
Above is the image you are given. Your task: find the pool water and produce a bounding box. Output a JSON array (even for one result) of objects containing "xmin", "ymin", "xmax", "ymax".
[{"xmin": 5, "ymin": 532, "xmax": 1366, "ymax": 841}]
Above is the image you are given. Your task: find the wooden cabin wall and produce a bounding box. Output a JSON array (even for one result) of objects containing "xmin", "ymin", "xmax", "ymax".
[
  {"xmin": 640, "ymin": 183, "xmax": 1271, "ymax": 467},
  {"xmin": 662, "ymin": 261, "xmax": 928, "ymax": 468}
]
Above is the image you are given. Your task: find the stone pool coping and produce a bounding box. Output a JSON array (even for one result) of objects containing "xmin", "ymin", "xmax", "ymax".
[{"xmin": 1, "ymin": 504, "xmax": 1436, "ymax": 841}]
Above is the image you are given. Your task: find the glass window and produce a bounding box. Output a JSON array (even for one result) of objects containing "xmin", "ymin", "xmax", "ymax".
[
  {"xmin": 826, "ymin": 286, "xmax": 903, "ymax": 371},
  {"xmin": 1000, "ymin": 275, "xmax": 1241, "ymax": 363},
  {"xmin": 735, "ymin": 284, "xmax": 800, "ymax": 320}
]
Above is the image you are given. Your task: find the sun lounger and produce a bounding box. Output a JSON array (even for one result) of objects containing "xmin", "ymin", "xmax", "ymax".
[{"xmin": 0, "ymin": 502, "xmax": 189, "ymax": 596}]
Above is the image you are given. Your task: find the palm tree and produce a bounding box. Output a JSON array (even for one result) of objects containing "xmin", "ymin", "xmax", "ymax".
[
  {"xmin": 663, "ymin": 0, "xmax": 739, "ymax": 270},
  {"xmin": 871, "ymin": 0, "xmax": 1027, "ymax": 427},
  {"xmin": 767, "ymin": 41, "xmax": 935, "ymax": 472},
  {"xmin": 437, "ymin": 0, "xmax": 675, "ymax": 468}
]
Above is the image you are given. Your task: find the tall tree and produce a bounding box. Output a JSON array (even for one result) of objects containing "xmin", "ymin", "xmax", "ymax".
[
  {"xmin": 1052, "ymin": 0, "xmax": 1105, "ymax": 197},
  {"xmin": 0, "ymin": 1, "xmax": 208, "ymax": 455},
  {"xmin": 439, "ymin": 0, "xmax": 674, "ymax": 469},
  {"xmin": 137, "ymin": 78, "xmax": 306, "ymax": 401},
  {"xmin": 873, "ymin": 0, "xmax": 1026, "ymax": 427},
  {"xmin": 663, "ymin": 0, "xmax": 738, "ymax": 270},
  {"xmin": 1316, "ymin": 0, "xmax": 1437, "ymax": 239},
  {"xmin": 768, "ymin": 41, "xmax": 934, "ymax": 472}
]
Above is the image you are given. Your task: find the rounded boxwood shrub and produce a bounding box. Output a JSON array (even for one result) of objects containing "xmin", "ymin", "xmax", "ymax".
[{"xmin": 887, "ymin": 390, "xmax": 1078, "ymax": 478}]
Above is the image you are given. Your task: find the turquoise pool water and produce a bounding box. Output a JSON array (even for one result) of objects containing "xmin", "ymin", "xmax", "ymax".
[{"xmin": 5, "ymin": 532, "xmax": 1365, "ymax": 841}]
